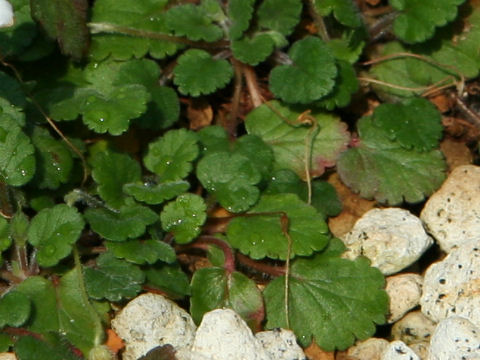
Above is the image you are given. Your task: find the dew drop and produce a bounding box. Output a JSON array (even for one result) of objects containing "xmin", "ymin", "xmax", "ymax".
[{"xmin": 20, "ymin": 169, "xmax": 26, "ymax": 177}]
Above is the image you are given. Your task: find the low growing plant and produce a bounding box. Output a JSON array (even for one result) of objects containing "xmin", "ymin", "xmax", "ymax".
[{"xmin": 0, "ymin": 0, "xmax": 477, "ymax": 358}]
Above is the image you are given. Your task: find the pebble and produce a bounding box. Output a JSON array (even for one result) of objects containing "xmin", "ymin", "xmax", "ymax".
[
  {"xmin": 420, "ymin": 240, "xmax": 480, "ymax": 327},
  {"xmin": 342, "ymin": 208, "xmax": 433, "ymax": 275},
  {"xmin": 386, "ymin": 274, "xmax": 423, "ymax": 323},
  {"xmin": 420, "ymin": 165, "xmax": 480, "ymax": 253},
  {"xmin": 391, "ymin": 311, "xmax": 436, "ymax": 346},
  {"xmin": 111, "ymin": 293, "xmax": 196, "ymax": 360},
  {"xmin": 428, "ymin": 316, "xmax": 480, "ymax": 360},
  {"xmin": 347, "ymin": 338, "xmax": 389, "ymax": 360},
  {"xmin": 256, "ymin": 328, "xmax": 307, "ymax": 360},
  {"xmin": 381, "ymin": 341, "xmax": 419, "ymax": 360}
]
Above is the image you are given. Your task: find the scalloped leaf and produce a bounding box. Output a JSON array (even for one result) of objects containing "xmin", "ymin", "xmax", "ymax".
[
  {"xmin": 264, "ymin": 238, "xmax": 388, "ymax": 350},
  {"xmin": 144, "ymin": 129, "xmax": 199, "ymax": 182},
  {"xmin": 0, "ymin": 72, "xmax": 27, "ymax": 108},
  {"xmin": 372, "ymin": 97, "xmax": 442, "ymax": 151},
  {"xmin": 0, "ymin": 291, "xmax": 31, "ymax": 328},
  {"xmin": 327, "ymin": 28, "xmax": 366, "ymax": 63},
  {"xmin": 84, "ymin": 203, "xmax": 157, "ymax": 241},
  {"xmin": 145, "ymin": 263, "xmax": 191, "ymax": 299},
  {"xmin": 123, "ymin": 180, "xmax": 190, "ymax": 205},
  {"xmin": 226, "ymin": 194, "xmax": 329, "ymax": 260},
  {"xmin": 190, "ymin": 268, "xmax": 264, "ymax": 329},
  {"xmin": 91, "ymin": 150, "xmax": 141, "ymax": 209},
  {"xmin": 14, "ymin": 335, "xmax": 83, "ymax": 360},
  {"xmin": 27, "ymin": 204, "xmax": 85, "ymax": 267},
  {"xmin": 228, "ymin": 0, "xmax": 255, "ymax": 40},
  {"xmin": 269, "ymin": 36, "xmax": 337, "ymax": 103},
  {"xmin": 160, "ymin": 193, "xmax": 207, "ymax": 244},
  {"xmin": 107, "ymin": 239, "xmax": 176, "ymax": 265},
  {"xmin": 257, "ymin": 0, "xmax": 302, "ymax": 36},
  {"xmin": 0, "ymin": 97, "xmax": 25, "ymax": 126},
  {"xmin": 174, "ymin": 49, "xmax": 233, "ymax": 96},
  {"xmin": 314, "ymin": 0, "xmax": 362, "ymax": 28},
  {"xmin": 197, "ymin": 152, "xmax": 261, "ymax": 213},
  {"xmin": 232, "ymin": 33, "xmax": 275, "ymax": 66},
  {"xmin": 197, "ymin": 125, "xmax": 230, "ymax": 154},
  {"xmin": 136, "ymin": 86, "xmax": 180, "ymax": 130},
  {"xmin": 245, "ymin": 101, "xmax": 350, "ymax": 179},
  {"xmin": 390, "ymin": 0, "xmax": 465, "ymax": 43},
  {"xmin": 84, "ymin": 252, "xmax": 145, "ymax": 302},
  {"xmin": 0, "ymin": 0, "xmax": 37, "ymax": 57},
  {"xmin": 337, "ymin": 115, "xmax": 446, "ymax": 204}
]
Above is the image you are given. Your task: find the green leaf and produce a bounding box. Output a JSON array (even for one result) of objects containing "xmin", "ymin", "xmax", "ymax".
[
  {"xmin": 174, "ymin": 49, "xmax": 234, "ymax": 96},
  {"xmin": 0, "ymin": 291, "xmax": 31, "ymax": 327},
  {"xmin": 124, "ymin": 180, "xmax": 190, "ymax": 205},
  {"xmin": 372, "ymin": 97, "xmax": 443, "ymax": 151},
  {"xmin": 145, "ymin": 263, "xmax": 191, "ymax": 299},
  {"xmin": 232, "ymin": 33, "xmax": 275, "ymax": 66},
  {"xmin": 227, "ymin": 194, "xmax": 330, "ymax": 260},
  {"xmin": 0, "ymin": 0, "xmax": 37, "ymax": 57},
  {"xmin": 390, "ymin": 0, "xmax": 466, "ymax": 43},
  {"xmin": 15, "ymin": 335, "xmax": 83, "ymax": 360},
  {"xmin": 197, "ymin": 125, "xmax": 230, "ymax": 154},
  {"xmin": 257, "ymin": 0, "xmax": 302, "ymax": 36},
  {"xmin": 0, "ymin": 97, "xmax": 25, "ymax": 126},
  {"xmin": 84, "ymin": 252, "xmax": 145, "ymax": 301},
  {"xmin": 0, "ymin": 73, "xmax": 26, "ymax": 108},
  {"xmin": 190, "ymin": 268, "xmax": 264, "ymax": 329},
  {"xmin": 0, "ymin": 217, "xmax": 11, "ymax": 252},
  {"xmin": 337, "ymin": 115, "xmax": 446, "ymax": 204},
  {"xmin": 0, "ymin": 116, "xmax": 35, "ymax": 186},
  {"xmin": 144, "ymin": 129, "xmax": 199, "ymax": 182},
  {"xmin": 160, "ymin": 193, "xmax": 207, "ymax": 244},
  {"xmin": 27, "ymin": 204, "xmax": 85, "ymax": 267},
  {"xmin": 0, "ymin": 334, "xmax": 12, "ymax": 352},
  {"xmin": 264, "ymin": 238, "xmax": 388, "ymax": 350},
  {"xmin": 228, "ymin": 0, "xmax": 256, "ymax": 40},
  {"xmin": 197, "ymin": 152, "xmax": 261, "ymax": 213},
  {"xmin": 91, "ymin": 151, "xmax": 141, "ymax": 209},
  {"xmin": 327, "ymin": 28, "xmax": 366, "ymax": 63},
  {"xmin": 30, "ymin": 0, "xmax": 89, "ymax": 60},
  {"xmin": 245, "ymin": 101, "xmax": 350, "ymax": 179},
  {"xmin": 107, "ymin": 238, "xmax": 176, "ymax": 265},
  {"xmin": 269, "ymin": 36, "xmax": 337, "ymax": 103},
  {"xmin": 137, "ymin": 86, "xmax": 180, "ymax": 130},
  {"xmin": 314, "ymin": 0, "xmax": 361, "ymax": 28},
  {"xmin": 84, "ymin": 203, "xmax": 157, "ymax": 242},
  {"xmin": 30, "ymin": 126, "xmax": 73, "ymax": 190}
]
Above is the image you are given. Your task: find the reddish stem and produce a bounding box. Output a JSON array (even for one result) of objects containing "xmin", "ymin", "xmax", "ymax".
[
  {"xmin": 196, "ymin": 236, "xmax": 236, "ymax": 273},
  {"xmin": 236, "ymin": 253, "xmax": 286, "ymax": 277}
]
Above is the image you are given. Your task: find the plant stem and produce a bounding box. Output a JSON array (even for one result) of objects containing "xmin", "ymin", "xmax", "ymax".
[
  {"xmin": 0, "ymin": 181, "xmax": 13, "ymax": 219},
  {"xmin": 305, "ymin": 0, "xmax": 330, "ymax": 42},
  {"xmin": 196, "ymin": 235, "xmax": 236, "ymax": 273},
  {"xmin": 235, "ymin": 253, "xmax": 285, "ymax": 277},
  {"xmin": 227, "ymin": 58, "xmax": 244, "ymax": 136},
  {"xmin": 243, "ymin": 64, "xmax": 264, "ymax": 108}
]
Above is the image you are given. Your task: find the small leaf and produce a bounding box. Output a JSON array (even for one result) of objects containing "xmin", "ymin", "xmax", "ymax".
[
  {"xmin": 27, "ymin": 204, "xmax": 85, "ymax": 267},
  {"xmin": 226, "ymin": 194, "xmax": 330, "ymax": 260},
  {"xmin": 197, "ymin": 152, "xmax": 261, "ymax": 213},
  {"xmin": 174, "ymin": 49, "xmax": 234, "ymax": 96},
  {"xmin": 0, "ymin": 0, "xmax": 37, "ymax": 57},
  {"xmin": 197, "ymin": 125, "xmax": 231, "ymax": 154},
  {"xmin": 124, "ymin": 180, "xmax": 190, "ymax": 205},
  {"xmin": 232, "ymin": 33, "xmax": 275, "ymax": 66},
  {"xmin": 228, "ymin": 0, "xmax": 256, "ymax": 40},
  {"xmin": 314, "ymin": 0, "xmax": 362, "ymax": 28},
  {"xmin": 0, "ymin": 291, "xmax": 31, "ymax": 327},
  {"xmin": 84, "ymin": 203, "xmax": 157, "ymax": 242},
  {"xmin": 257, "ymin": 0, "xmax": 302, "ymax": 36},
  {"xmin": 190, "ymin": 268, "xmax": 264, "ymax": 330},
  {"xmin": 269, "ymin": 36, "xmax": 337, "ymax": 103},
  {"xmin": 107, "ymin": 239, "xmax": 176, "ymax": 265},
  {"xmin": 144, "ymin": 129, "xmax": 199, "ymax": 182},
  {"xmin": 145, "ymin": 263, "xmax": 191, "ymax": 299},
  {"xmin": 0, "ymin": 92, "xmax": 26, "ymax": 122},
  {"xmin": 84, "ymin": 252, "xmax": 145, "ymax": 301},
  {"xmin": 264, "ymin": 238, "xmax": 388, "ymax": 350},
  {"xmin": 160, "ymin": 193, "xmax": 207, "ymax": 244}
]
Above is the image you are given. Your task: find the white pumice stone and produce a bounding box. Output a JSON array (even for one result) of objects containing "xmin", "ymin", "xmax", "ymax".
[
  {"xmin": 111, "ymin": 293, "xmax": 196, "ymax": 360},
  {"xmin": 420, "ymin": 165, "xmax": 480, "ymax": 253},
  {"xmin": 191, "ymin": 308, "xmax": 272, "ymax": 360},
  {"xmin": 386, "ymin": 274, "xmax": 423, "ymax": 323},
  {"xmin": 409, "ymin": 342, "xmax": 429, "ymax": 360},
  {"xmin": 381, "ymin": 341, "xmax": 420, "ymax": 360},
  {"xmin": 342, "ymin": 208, "xmax": 433, "ymax": 275},
  {"xmin": 255, "ymin": 328, "xmax": 307, "ymax": 360},
  {"xmin": 347, "ymin": 338, "xmax": 389, "ymax": 360},
  {"xmin": 391, "ymin": 311, "xmax": 437, "ymax": 346},
  {"xmin": 0, "ymin": 0, "xmax": 14, "ymax": 28},
  {"xmin": 420, "ymin": 240, "xmax": 480, "ymax": 327},
  {"xmin": 428, "ymin": 316, "xmax": 480, "ymax": 360}
]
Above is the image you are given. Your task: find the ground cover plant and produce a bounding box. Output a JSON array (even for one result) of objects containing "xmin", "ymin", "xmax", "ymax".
[{"xmin": 0, "ymin": 0, "xmax": 479, "ymax": 358}]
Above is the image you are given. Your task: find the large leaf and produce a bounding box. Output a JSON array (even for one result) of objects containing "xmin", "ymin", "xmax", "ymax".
[
  {"xmin": 0, "ymin": 291, "xmax": 31, "ymax": 328},
  {"xmin": 227, "ymin": 194, "xmax": 329, "ymax": 260},
  {"xmin": 264, "ymin": 238, "xmax": 388, "ymax": 350}
]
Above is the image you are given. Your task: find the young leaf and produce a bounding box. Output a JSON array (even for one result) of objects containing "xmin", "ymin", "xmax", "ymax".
[
  {"xmin": 144, "ymin": 129, "xmax": 199, "ymax": 182},
  {"xmin": 27, "ymin": 204, "xmax": 85, "ymax": 267},
  {"xmin": 84, "ymin": 203, "xmax": 157, "ymax": 242},
  {"xmin": 123, "ymin": 180, "xmax": 190, "ymax": 205},
  {"xmin": 337, "ymin": 115, "xmax": 446, "ymax": 204},
  {"xmin": 196, "ymin": 152, "xmax": 261, "ymax": 213},
  {"xmin": 190, "ymin": 268, "xmax": 264, "ymax": 329},
  {"xmin": 107, "ymin": 238, "xmax": 176, "ymax": 265},
  {"xmin": 0, "ymin": 291, "xmax": 31, "ymax": 327},
  {"xmin": 314, "ymin": 0, "xmax": 362, "ymax": 28},
  {"xmin": 84, "ymin": 252, "xmax": 145, "ymax": 301},
  {"xmin": 257, "ymin": 0, "xmax": 302, "ymax": 36},
  {"xmin": 245, "ymin": 101, "xmax": 350, "ymax": 179},
  {"xmin": 228, "ymin": 0, "xmax": 256, "ymax": 40},
  {"xmin": 145, "ymin": 263, "xmax": 191, "ymax": 299},
  {"xmin": 226, "ymin": 194, "xmax": 330, "ymax": 260},
  {"xmin": 264, "ymin": 238, "xmax": 388, "ymax": 351},
  {"xmin": 269, "ymin": 36, "xmax": 337, "ymax": 103},
  {"xmin": 91, "ymin": 150, "xmax": 141, "ymax": 209},
  {"xmin": 232, "ymin": 33, "xmax": 275, "ymax": 66},
  {"xmin": 390, "ymin": 0, "xmax": 466, "ymax": 43},
  {"xmin": 0, "ymin": 0, "xmax": 37, "ymax": 57},
  {"xmin": 173, "ymin": 49, "xmax": 234, "ymax": 96},
  {"xmin": 160, "ymin": 193, "xmax": 207, "ymax": 244}
]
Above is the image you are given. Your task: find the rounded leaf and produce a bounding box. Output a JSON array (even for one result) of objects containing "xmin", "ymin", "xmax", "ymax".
[
  {"xmin": 232, "ymin": 33, "xmax": 275, "ymax": 66},
  {"xmin": 0, "ymin": 291, "xmax": 31, "ymax": 327},
  {"xmin": 123, "ymin": 180, "xmax": 190, "ymax": 205},
  {"xmin": 107, "ymin": 239, "xmax": 176, "ymax": 265},
  {"xmin": 257, "ymin": 0, "xmax": 302, "ymax": 36}
]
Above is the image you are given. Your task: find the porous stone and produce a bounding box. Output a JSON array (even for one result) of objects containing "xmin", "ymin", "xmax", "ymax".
[
  {"xmin": 428, "ymin": 316, "xmax": 480, "ymax": 360},
  {"xmin": 409, "ymin": 343, "xmax": 429, "ymax": 360},
  {"xmin": 191, "ymin": 309, "xmax": 272, "ymax": 360},
  {"xmin": 381, "ymin": 341, "xmax": 419, "ymax": 360},
  {"xmin": 420, "ymin": 165, "xmax": 480, "ymax": 253},
  {"xmin": 111, "ymin": 293, "xmax": 196, "ymax": 360},
  {"xmin": 256, "ymin": 328, "xmax": 307, "ymax": 360},
  {"xmin": 386, "ymin": 274, "xmax": 423, "ymax": 323},
  {"xmin": 392, "ymin": 311, "xmax": 436, "ymax": 346},
  {"xmin": 342, "ymin": 208, "xmax": 433, "ymax": 275},
  {"xmin": 420, "ymin": 240, "xmax": 480, "ymax": 327},
  {"xmin": 347, "ymin": 338, "xmax": 389, "ymax": 360}
]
